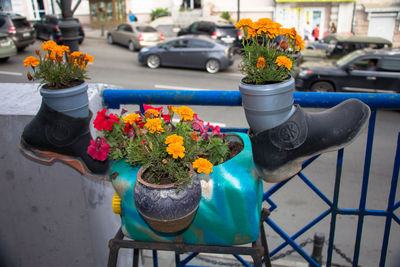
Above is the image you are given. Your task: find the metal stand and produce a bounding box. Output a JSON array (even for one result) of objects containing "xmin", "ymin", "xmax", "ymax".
[{"xmin": 107, "ymin": 209, "xmax": 272, "ymax": 267}]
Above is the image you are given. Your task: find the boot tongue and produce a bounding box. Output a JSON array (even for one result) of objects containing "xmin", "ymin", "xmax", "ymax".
[{"xmin": 268, "ymin": 107, "xmax": 308, "ymax": 150}]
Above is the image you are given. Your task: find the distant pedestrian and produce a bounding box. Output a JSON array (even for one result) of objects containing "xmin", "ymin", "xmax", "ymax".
[
  {"xmin": 330, "ymin": 22, "xmax": 337, "ymax": 34},
  {"xmin": 128, "ymin": 10, "xmax": 136, "ymax": 22},
  {"xmin": 313, "ymin": 24, "xmax": 320, "ymax": 41},
  {"xmin": 303, "ymin": 21, "xmax": 312, "ymax": 44}
]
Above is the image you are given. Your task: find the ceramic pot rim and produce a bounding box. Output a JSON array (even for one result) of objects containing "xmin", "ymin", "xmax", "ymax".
[{"xmin": 137, "ymin": 166, "xmax": 194, "ymax": 189}]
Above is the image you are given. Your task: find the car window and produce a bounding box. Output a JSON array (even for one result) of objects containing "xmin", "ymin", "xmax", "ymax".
[
  {"xmin": 117, "ymin": 24, "xmax": 125, "ymax": 30},
  {"xmin": 216, "ymin": 26, "xmax": 236, "ymax": 37},
  {"xmin": 379, "ymin": 59, "xmax": 400, "ymax": 72},
  {"xmin": 12, "ymin": 18, "xmax": 30, "ymax": 28},
  {"xmin": 188, "ymin": 22, "xmax": 198, "ymax": 32},
  {"xmin": 172, "ymin": 39, "xmax": 189, "ymax": 48},
  {"xmin": 136, "ymin": 26, "xmax": 156, "ymax": 32},
  {"xmin": 0, "ymin": 17, "xmax": 6, "ymax": 27},
  {"xmin": 353, "ymin": 57, "xmax": 379, "ymax": 71},
  {"xmin": 188, "ymin": 39, "xmax": 214, "ymax": 48},
  {"xmin": 336, "ymin": 50, "xmax": 363, "ymax": 67},
  {"xmin": 197, "ymin": 22, "xmax": 213, "ymax": 34},
  {"xmin": 124, "ymin": 25, "xmax": 133, "ymax": 32}
]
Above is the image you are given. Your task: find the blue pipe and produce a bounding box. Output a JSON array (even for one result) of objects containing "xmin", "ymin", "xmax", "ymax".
[
  {"xmin": 380, "ymin": 132, "xmax": 400, "ymax": 266},
  {"xmin": 353, "ymin": 109, "xmax": 377, "ymax": 266},
  {"xmin": 327, "ymin": 149, "xmax": 344, "ymax": 267},
  {"xmin": 103, "ymin": 89, "xmax": 400, "ymax": 109}
]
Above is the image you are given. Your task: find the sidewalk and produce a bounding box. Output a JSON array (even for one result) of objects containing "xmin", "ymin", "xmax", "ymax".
[{"xmin": 84, "ymin": 25, "xmax": 107, "ymax": 40}]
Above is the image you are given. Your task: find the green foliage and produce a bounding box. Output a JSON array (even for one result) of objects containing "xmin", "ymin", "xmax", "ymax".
[
  {"xmin": 220, "ymin": 11, "xmax": 234, "ymax": 24},
  {"xmin": 150, "ymin": 8, "xmax": 170, "ymax": 21}
]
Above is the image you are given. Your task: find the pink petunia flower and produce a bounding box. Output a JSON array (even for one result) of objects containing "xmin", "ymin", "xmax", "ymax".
[{"xmin": 87, "ymin": 137, "xmax": 110, "ymax": 161}]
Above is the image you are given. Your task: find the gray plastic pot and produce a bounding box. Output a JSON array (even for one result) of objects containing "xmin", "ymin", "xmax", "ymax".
[
  {"xmin": 40, "ymin": 81, "xmax": 89, "ymax": 118},
  {"xmin": 239, "ymin": 77, "xmax": 295, "ymax": 133}
]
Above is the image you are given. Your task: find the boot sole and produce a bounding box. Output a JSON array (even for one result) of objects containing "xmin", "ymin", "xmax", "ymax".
[
  {"xmin": 258, "ymin": 106, "xmax": 371, "ymax": 183},
  {"xmin": 19, "ymin": 139, "xmax": 110, "ymax": 182}
]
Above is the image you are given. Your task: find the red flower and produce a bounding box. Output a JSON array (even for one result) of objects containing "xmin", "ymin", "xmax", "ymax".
[
  {"xmin": 87, "ymin": 137, "xmax": 110, "ymax": 161},
  {"xmin": 123, "ymin": 122, "xmax": 135, "ymax": 137},
  {"xmin": 143, "ymin": 104, "xmax": 163, "ymax": 112},
  {"xmin": 93, "ymin": 109, "xmax": 120, "ymax": 131},
  {"xmin": 162, "ymin": 113, "xmax": 171, "ymax": 122}
]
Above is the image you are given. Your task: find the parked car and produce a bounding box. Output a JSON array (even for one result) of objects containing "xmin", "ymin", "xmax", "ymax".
[
  {"xmin": 0, "ymin": 12, "xmax": 35, "ymax": 51},
  {"xmin": 138, "ymin": 35, "xmax": 234, "ymax": 73},
  {"xmin": 107, "ymin": 22, "xmax": 164, "ymax": 51},
  {"xmin": 34, "ymin": 15, "xmax": 85, "ymax": 44},
  {"xmin": 177, "ymin": 19, "xmax": 242, "ymax": 51},
  {"xmin": 295, "ymin": 49, "xmax": 400, "ymax": 93},
  {"xmin": 0, "ymin": 33, "xmax": 17, "ymax": 61},
  {"xmin": 300, "ymin": 34, "xmax": 392, "ymax": 63}
]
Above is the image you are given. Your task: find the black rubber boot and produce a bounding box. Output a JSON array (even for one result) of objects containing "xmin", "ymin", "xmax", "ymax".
[
  {"xmin": 20, "ymin": 102, "xmax": 109, "ymax": 179},
  {"xmin": 250, "ymin": 98, "xmax": 371, "ymax": 182}
]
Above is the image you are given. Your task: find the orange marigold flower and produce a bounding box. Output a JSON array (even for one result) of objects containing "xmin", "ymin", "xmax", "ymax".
[
  {"xmin": 84, "ymin": 54, "xmax": 94, "ymax": 62},
  {"xmin": 234, "ymin": 18, "xmax": 254, "ymax": 29},
  {"xmin": 294, "ymin": 34, "xmax": 305, "ymax": 51},
  {"xmin": 46, "ymin": 53, "xmax": 56, "ymax": 61},
  {"xmin": 123, "ymin": 113, "xmax": 140, "ymax": 125},
  {"xmin": 191, "ymin": 131, "xmax": 199, "ymax": 141},
  {"xmin": 193, "ymin": 158, "xmax": 213, "ymax": 175},
  {"xmin": 166, "ymin": 142, "xmax": 185, "ymax": 159},
  {"xmin": 174, "ymin": 106, "xmax": 195, "ymax": 121},
  {"xmin": 275, "ymin": 56, "xmax": 292, "ymax": 70},
  {"xmin": 70, "ymin": 51, "xmax": 83, "ymax": 58},
  {"xmin": 144, "ymin": 118, "xmax": 164, "ymax": 133},
  {"xmin": 165, "ymin": 134, "xmax": 184, "ymax": 145},
  {"xmin": 255, "ymin": 18, "xmax": 281, "ymax": 38},
  {"xmin": 60, "ymin": 45, "xmax": 70, "ymax": 53},
  {"xmin": 257, "ymin": 57, "xmax": 266, "ymax": 69},
  {"xmin": 41, "ymin": 40, "xmax": 57, "ymax": 52},
  {"xmin": 23, "ymin": 56, "xmax": 40, "ymax": 67}
]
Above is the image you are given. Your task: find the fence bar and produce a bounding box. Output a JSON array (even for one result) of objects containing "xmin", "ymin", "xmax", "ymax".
[
  {"xmin": 102, "ymin": 90, "xmax": 400, "ymax": 109},
  {"xmin": 152, "ymin": 250, "xmax": 158, "ymax": 267},
  {"xmin": 233, "ymin": 254, "xmax": 252, "ymax": 267},
  {"xmin": 380, "ymin": 132, "xmax": 400, "ymax": 266},
  {"xmin": 298, "ymin": 172, "xmax": 333, "ymax": 207},
  {"xmin": 180, "ymin": 252, "xmax": 199, "ymax": 266},
  {"xmin": 393, "ymin": 214, "xmax": 400, "ymax": 225},
  {"xmin": 326, "ymin": 149, "xmax": 344, "ymax": 267},
  {"xmin": 267, "ymin": 219, "xmax": 320, "ymax": 266},
  {"xmin": 353, "ymin": 109, "xmax": 377, "ymax": 266}
]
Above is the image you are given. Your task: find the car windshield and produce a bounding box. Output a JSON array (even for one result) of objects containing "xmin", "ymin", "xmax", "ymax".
[
  {"xmin": 136, "ymin": 26, "xmax": 157, "ymax": 32},
  {"xmin": 12, "ymin": 18, "xmax": 30, "ymax": 28},
  {"xmin": 336, "ymin": 50, "xmax": 364, "ymax": 67},
  {"xmin": 216, "ymin": 26, "xmax": 236, "ymax": 36}
]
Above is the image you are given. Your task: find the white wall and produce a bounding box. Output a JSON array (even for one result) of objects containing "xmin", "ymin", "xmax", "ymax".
[{"xmin": 337, "ymin": 2, "xmax": 354, "ymax": 33}]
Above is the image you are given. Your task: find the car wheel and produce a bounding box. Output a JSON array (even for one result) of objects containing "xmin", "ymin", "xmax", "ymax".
[
  {"xmin": 0, "ymin": 57, "xmax": 9, "ymax": 62},
  {"xmin": 128, "ymin": 41, "xmax": 135, "ymax": 51},
  {"xmin": 17, "ymin": 46, "xmax": 26, "ymax": 52},
  {"xmin": 107, "ymin": 34, "xmax": 113, "ymax": 44},
  {"xmin": 205, "ymin": 59, "xmax": 220, "ymax": 74},
  {"xmin": 311, "ymin": 81, "xmax": 335, "ymax": 92},
  {"xmin": 146, "ymin": 55, "xmax": 161, "ymax": 69}
]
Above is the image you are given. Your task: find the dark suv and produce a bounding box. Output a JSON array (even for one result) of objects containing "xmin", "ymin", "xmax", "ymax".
[
  {"xmin": 177, "ymin": 20, "xmax": 241, "ymax": 50},
  {"xmin": 0, "ymin": 12, "xmax": 35, "ymax": 51},
  {"xmin": 295, "ymin": 49, "xmax": 400, "ymax": 93},
  {"xmin": 34, "ymin": 15, "xmax": 85, "ymax": 44}
]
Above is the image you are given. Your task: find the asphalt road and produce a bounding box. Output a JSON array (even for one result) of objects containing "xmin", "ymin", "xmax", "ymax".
[{"xmin": 1, "ymin": 38, "xmax": 400, "ymax": 267}]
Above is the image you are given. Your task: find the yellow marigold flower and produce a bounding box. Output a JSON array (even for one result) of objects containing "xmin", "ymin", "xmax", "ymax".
[
  {"xmin": 144, "ymin": 118, "xmax": 164, "ymax": 133},
  {"xmin": 257, "ymin": 57, "xmax": 266, "ymax": 69},
  {"xmin": 234, "ymin": 18, "xmax": 254, "ymax": 29},
  {"xmin": 165, "ymin": 134, "xmax": 184, "ymax": 145},
  {"xmin": 174, "ymin": 106, "xmax": 195, "ymax": 121},
  {"xmin": 123, "ymin": 113, "xmax": 140, "ymax": 125},
  {"xmin": 275, "ymin": 56, "xmax": 292, "ymax": 70},
  {"xmin": 145, "ymin": 109, "xmax": 160, "ymax": 118},
  {"xmin": 166, "ymin": 142, "xmax": 185, "ymax": 159},
  {"xmin": 23, "ymin": 56, "xmax": 40, "ymax": 67},
  {"xmin": 41, "ymin": 40, "xmax": 57, "ymax": 52},
  {"xmin": 84, "ymin": 54, "xmax": 94, "ymax": 63},
  {"xmin": 193, "ymin": 158, "xmax": 213, "ymax": 175}
]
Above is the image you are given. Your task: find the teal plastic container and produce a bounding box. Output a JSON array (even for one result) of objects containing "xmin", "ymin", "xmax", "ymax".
[{"xmin": 110, "ymin": 132, "xmax": 263, "ymax": 245}]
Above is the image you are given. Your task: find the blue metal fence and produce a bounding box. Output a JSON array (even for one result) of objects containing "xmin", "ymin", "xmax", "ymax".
[{"xmin": 103, "ymin": 89, "xmax": 400, "ymax": 267}]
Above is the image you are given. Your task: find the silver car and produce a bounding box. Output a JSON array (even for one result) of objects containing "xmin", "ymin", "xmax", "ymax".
[
  {"xmin": 107, "ymin": 22, "xmax": 164, "ymax": 51},
  {"xmin": 138, "ymin": 36, "xmax": 234, "ymax": 73}
]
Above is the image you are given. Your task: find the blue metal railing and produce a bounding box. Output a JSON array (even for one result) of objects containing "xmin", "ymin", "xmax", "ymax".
[{"xmin": 103, "ymin": 90, "xmax": 400, "ymax": 267}]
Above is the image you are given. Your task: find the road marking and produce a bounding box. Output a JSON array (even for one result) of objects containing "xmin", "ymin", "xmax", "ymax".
[
  {"xmin": 155, "ymin": 84, "xmax": 217, "ymax": 91},
  {"xmin": 0, "ymin": 71, "xmax": 23, "ymax": 76},
  {"xmin": 172, "ymin": 118, "xmax": 226, "ymax": 128}
]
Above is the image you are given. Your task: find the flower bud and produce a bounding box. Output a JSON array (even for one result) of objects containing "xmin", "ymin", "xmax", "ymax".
[
  {"xmin": 27, "ymin": 72, "xmax": 33, "ymax": 81},
  {"xmin": 35, "ymin": 49, "xmax": 40, "ymax": 55}
]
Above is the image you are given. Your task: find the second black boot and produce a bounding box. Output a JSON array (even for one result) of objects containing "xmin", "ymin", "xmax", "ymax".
[
  {"xmin": 250, "ymin": 98, "xmax": 371, "ymax": 182},
  {"xmin": 20, "ymin": 102, "xmax": 109, "ymax": 180}
]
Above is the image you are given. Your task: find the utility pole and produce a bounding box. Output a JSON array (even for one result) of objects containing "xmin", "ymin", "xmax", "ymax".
[
  {"xmin": 57, "ymin": 0, "xmax": 81, "ymax": 52},
  {"xmin": 237, "ymin": 0, "xmax": 240, "ymax": 22}
]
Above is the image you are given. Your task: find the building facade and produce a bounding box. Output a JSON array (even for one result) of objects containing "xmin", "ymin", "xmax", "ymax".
[{"xmin": 2, "ymin": 0, "xmax": 399, "ymax": 47}]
